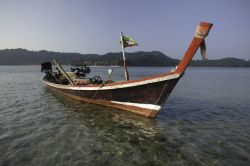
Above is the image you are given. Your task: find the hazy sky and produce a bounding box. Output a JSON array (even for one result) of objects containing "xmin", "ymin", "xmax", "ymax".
[{"xmin": 0, "ymin": 0, "xmax": 250, "ymax": 59}]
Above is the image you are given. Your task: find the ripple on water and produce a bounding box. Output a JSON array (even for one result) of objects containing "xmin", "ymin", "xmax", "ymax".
[{"xmin": 0, "ymin": 66, "xmax": 250, "ymax": 165}]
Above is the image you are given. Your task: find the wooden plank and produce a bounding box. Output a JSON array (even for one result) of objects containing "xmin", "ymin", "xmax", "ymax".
[{"xmin": 53, "ymin": 59, "xmax": 74, "ymax": 85}]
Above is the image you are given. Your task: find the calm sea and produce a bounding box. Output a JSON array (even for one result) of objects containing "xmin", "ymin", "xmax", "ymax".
[{"xmin": 0, "ymin": 66, "xmax": 249, "ymax": 165}]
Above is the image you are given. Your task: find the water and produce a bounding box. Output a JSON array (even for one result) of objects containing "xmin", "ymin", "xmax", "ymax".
[{"xmin": 0, "ymin": 66, "xmax": 250, "ymax": 165}]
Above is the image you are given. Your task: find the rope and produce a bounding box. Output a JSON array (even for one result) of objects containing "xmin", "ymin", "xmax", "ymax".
[
  {"xmin": 83, "ymin": 83, "xmax": 104, "ymax": 109},
  {"xmin": 90, "ymin": 84, "xmax": 104, "ymax": 101},
  {"xmin": 194, "ymin": 26, "xmax": 208, "ymax": 39},
  {"xmin": 195, "ymin": 26, "xmax": 208, "ymax": 60}
]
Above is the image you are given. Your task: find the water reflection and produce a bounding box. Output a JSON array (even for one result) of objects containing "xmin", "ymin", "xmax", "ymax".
[
  {"xmin": 45, "ymin": 87, "xmax": 159, "ymax": 133},
  {"xmin": 43, "ymin": 87, "xmax": 179, "ymax": 165}
]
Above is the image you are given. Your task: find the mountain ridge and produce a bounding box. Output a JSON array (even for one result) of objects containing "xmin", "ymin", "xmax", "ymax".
[{"xmin": 0, "ymin": 48, "xmax": 249, "ymax": 67}]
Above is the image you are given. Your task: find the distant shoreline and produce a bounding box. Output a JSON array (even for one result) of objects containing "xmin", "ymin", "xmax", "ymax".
[{"xmin": 0, "ymin": 48, "xmax": 249, "ymax": 67}]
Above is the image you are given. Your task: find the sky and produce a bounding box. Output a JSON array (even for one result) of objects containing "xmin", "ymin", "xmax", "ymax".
[{"xmin": 0, "ymin": 0, "xmax": 250, "ymax": 59}]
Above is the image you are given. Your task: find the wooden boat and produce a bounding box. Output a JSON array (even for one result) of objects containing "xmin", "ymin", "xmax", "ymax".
[{"xmin": 42, "ymin": 22, "xmax": 213, "ymax": 118}]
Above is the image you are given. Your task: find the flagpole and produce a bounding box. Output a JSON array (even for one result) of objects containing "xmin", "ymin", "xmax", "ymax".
[{"xmin": 120, "ymin": 32, "xmax": 129, "ymax": 81}]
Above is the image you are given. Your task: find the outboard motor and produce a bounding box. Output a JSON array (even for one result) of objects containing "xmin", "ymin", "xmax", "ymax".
[
  {"xmin": 41, "ymin": 61, "xmax": 56, "ymax": 82},
  {"xmin": 41, "ymin": 62, "xmax": 52, "ymax": 73}
]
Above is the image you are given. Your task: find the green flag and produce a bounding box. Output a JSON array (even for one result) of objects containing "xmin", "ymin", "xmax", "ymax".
[{"xmin": 121, "ymin": 35, "xmax": 138, "ymax": 48}]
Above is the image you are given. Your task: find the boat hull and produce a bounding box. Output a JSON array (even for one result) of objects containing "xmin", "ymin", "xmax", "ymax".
[{"xmin": 43, "ymin": 76, "xmax": 180, "ymax": 118}]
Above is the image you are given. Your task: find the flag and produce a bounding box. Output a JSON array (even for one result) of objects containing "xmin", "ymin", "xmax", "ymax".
[{"xmin": 120, "ymin": 34, "xmax": 138, "ymax": 48}]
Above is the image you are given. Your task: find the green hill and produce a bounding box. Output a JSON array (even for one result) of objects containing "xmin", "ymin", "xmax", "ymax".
[
  {"xmin": 0, "ymin": 48, "xmax": 249, "ymax": 67},
  {"xmin": 0, "ymin": 49, "xmax": 179, "ymax": 66},
  {"xmin": 190, "ymin": 58, "xmax": 250, "ymax": 67}
]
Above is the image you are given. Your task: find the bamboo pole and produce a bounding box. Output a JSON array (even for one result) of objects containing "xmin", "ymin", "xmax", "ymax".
[
  {"xmin": 120, "ymin": 32, "xmax": 129, "ymax": 81},
  {"xmin": 53, "ymin": 59, "xmax": 74, "ymax": 85}
]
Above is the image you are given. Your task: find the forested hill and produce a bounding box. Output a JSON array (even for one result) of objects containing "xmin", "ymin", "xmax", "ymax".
[
  {"xmin": 0, "ymin": 48, "xmax": 249, "ymax": 67},
  {"xmin": 0, "ymin": 49, "xmax": 178, "ymax": 66}
]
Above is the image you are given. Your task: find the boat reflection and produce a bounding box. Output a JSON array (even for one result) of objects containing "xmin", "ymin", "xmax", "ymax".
[{"xmin": 44, "ymin": 87, "xmax": 164, "ymax": 137}]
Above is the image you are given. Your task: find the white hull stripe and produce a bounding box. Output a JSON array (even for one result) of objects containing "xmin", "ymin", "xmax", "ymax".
[
  {"xmin": 43, "ymin": 73, "xmax": 180, "ymax": 91},
  {"xmin": 111, "ymin": 101, "xmax": 161, "ymax": 111}
]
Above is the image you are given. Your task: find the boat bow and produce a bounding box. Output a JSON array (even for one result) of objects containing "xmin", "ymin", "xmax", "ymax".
[{"xmin": 174, "ymin": 22, "xmax": 213, "ymax": 74}]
